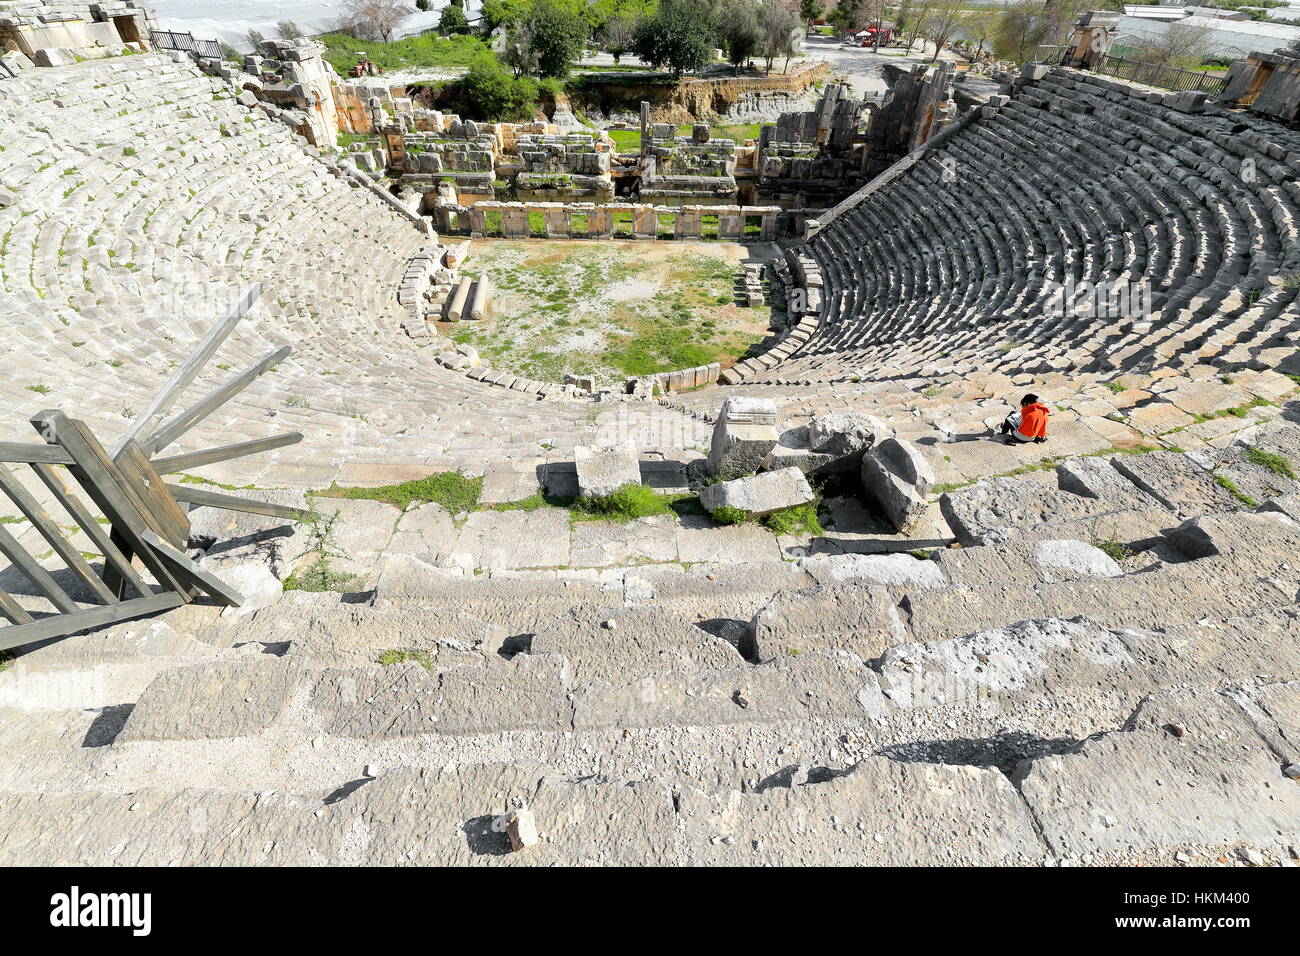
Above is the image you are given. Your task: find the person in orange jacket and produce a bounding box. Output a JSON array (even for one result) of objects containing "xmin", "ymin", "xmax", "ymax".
[{"xmin": 997, "ymin": 394, "xmax": 1050, "ymax": 444}]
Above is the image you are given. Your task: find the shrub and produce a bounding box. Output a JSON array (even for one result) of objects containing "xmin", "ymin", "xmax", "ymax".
[
  {"xmin": 457, "ymin": 52, "xmax": 539, "ymax": 121},
  {"xmin": 283, "ymin": 508, "xmax": 357, "ymax": 592}
]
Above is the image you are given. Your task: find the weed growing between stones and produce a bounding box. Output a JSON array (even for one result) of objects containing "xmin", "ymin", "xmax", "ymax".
[
  {"xmin": 283, "ymin": 508, "xmax": 356, "ymax": 592},
  {"xmin": 0, "ymin": 650, "xmax": 12, "ymax": 673},
  {"xmin": 1245, "ymin": 446, "xmax": 1296, "ymax": 480},
  {"xmin": 710, "ymin": 504, "xmax": 747, "ymax": 525},
  {"xmin": 765, "ymin": 502, "xmax": 825, "ymax": 536},
  {"xmin": 573, "ymin": 483, "xmax": 674, "ymax": 521},
  {"xmin": 1091, "ymin": 529, "xmax": 1132, "ymax": 562},
  {"xmin": 317, "ymin": 471, "xmax": 483, "ymax": 512},
  {"xmin": 1212, "ymin": 473, "xmax": 1258, "ymax": 508},
  {"xmin": 376, "ymin": 649, "xmax": 435, "ymax": 669}
]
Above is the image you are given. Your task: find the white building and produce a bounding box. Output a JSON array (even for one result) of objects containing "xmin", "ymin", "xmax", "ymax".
[{"xmin": 1118, "ymin": 13, "xmax": 1300, "ymax": 58}]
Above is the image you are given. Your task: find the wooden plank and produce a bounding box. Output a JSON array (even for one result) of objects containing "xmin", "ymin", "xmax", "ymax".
[
  {"xmin": 0, "ymin": 521, "xmax": 79, "ymax": 614},
  {"xmin": 0, "ymin": 586, "xmax": 34, "ymax": 626},
  {"xmin": 114, "ymin": 441, "xmax": 190, "ymax": 549},
  {"xmin": 111, "ymin": 283, "xmax": 263, "ymax": 457},
  {"xmin": 29, "ymin": 463, "xmax": 151, "ymax": 600},
  {"xmin": 30, "ymin": 411, "xmax": 189, "ymax": 600},
  {"xmin": 0, "ymin": 441, "xmax": 74, "ymax": 465},
  {"xmin": 151, "ymin": 432, "xmax": 303, "ymax": 474},
  {"xmin": 140, "ymin": 530, "xmax": 244, "ymax": 607},
  {"xmin": 0, "ymin": 463, "xmax": 117, "ymax": 605},
  {"xmin": 140, "ymin": 345, "xmax": 291, "ymax": 455},
  {"xmin": 0, "ymin": 592, "xmax": 185, "ymax": 652},
  {"xmin": 165, "ymin": 483, "xmax": 306, "ymax": 520}
]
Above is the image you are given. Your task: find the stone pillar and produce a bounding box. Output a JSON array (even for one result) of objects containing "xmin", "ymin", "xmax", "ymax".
[
  {"xmin": 634, "ymin": 205, "xmax": 658, "ymax": 239},
  {"xmin": 675, "ymin": 206, "xmax": 702, "ymax": 241},
  {"xmin": 718, "ymin": 207, "xmax": 744, "ymax": 240},
  {"xmin": 1065, "ymin": 12, "xmax": 1120, "ymax": 71},
  {"xmin": 501, "ymin": 205, "xmax": 529, "ymax": 238},
  {"xmin": 466, "ymin": 206, "xmax": 487, "ymax": 238},
  {"xmin": 589, "ymin": 206, "xmax": 613, "ymax": 239},
  {"xmin": 639, "ymin": 101, "xmax": 650, "ymax": 158},
  {"xmin": 543, "ymin": 204, "xmax": 568, "ymax": 239}
]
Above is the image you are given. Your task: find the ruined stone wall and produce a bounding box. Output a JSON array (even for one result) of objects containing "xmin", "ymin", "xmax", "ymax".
[
  {"xmin": 432, "ymin": 200, "xmax": 783, "ymax": 242},
  {"xmin": 0, "ymin": 0, "xmax": 155, "ymax": 65},
  {"xmin": 1220, "ymin": 46, "xmax": 1300, "ymax": 125},
  {"xmin": 570, "ymin": 62, "xmax": 832, "ymax": 125}
]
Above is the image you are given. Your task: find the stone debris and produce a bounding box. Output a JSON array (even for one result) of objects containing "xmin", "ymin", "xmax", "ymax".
[
  {"xmin": 861, "ymin": 438, "xmax": 935, "ymax": 532},
  {"xmin": 574, "ymin": 444, "xmax": 641, "ymax": 498},
  {"xmin": 699, "ymin": 468, "xmax": 815, "ymax": 519},
  {"xmin": 2, "ymin": 37, "xmax": 1300, "ymax": 869}
]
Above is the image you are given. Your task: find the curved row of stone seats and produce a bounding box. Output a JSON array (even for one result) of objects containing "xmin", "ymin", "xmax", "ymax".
[
  {"xmin": 1, "ymin": 435, "xmax": 1296, "ymax": 862},
  {"xmin": 0, "ymin": 54, "xmax": 609, "ymax": 486},
  {"xmin": 750, "ymin": 67, "xmax": 1300, "ymax": 388}
]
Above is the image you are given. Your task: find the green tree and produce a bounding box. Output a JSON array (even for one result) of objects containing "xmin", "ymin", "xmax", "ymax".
[
  {"xmin": 600, "ymin": 12, "xmax": 638, "ymax": 63},
  {"xmin": 722, "ymin": 0, "xmax": 764, "ymax": 73},
  {"xmin": 525, "ymin": 0, "xmax": 589, "ymax": 77},
  {"xmin": 759, "ymin": 0, "xmax": 801, "ymax": 71},
  {"xmin": 633, "ymin": 0, "xmax": 716, "ymax": 77},
  {"xmin": 798, "ymin": 0, "xmax": 824, "ymax": 32},
  {"xmin": 458, "ymin": 51, "xmax": 540, "ymax": 119},
  {"xmin": 439, "ymin": 3, "xmax": 470, "ymax": 34}
]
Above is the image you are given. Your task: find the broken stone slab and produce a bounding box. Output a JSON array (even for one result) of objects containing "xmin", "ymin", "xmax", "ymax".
[
  {"xmin": 805, "ymin": 412, "xmax": 891, "ymax": 472},
  {"xmin": 860, "ymin": 437, "xmax": 935, "ymax": 532},
  {"xmin": 699, "ymin": 468, "xmax": 814, "ymax": 519},
  {"xmin": 708, "ymin": 397, "xmax": 778, "ymax": 480},
  {"xmin": 1110, "ymin": 452, "xmax": 1240, "ymax": 517},
  {"xmin": 751, "ymin": 583, "xmax": 903, "ymax": 661},
  {"xmin": 574, "ymin": 443, "xmax": 641, "ymax": 498}
]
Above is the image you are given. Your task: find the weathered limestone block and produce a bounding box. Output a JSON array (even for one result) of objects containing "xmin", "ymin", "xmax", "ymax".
[
  {"xmin": 1110, "ymin": 452, "xmax": 1239, "ymax": 517},
  {"xmin": 708, "ymin": 397, "xmax": 778, "ymax": 480},
  {"xmin": 751, "ymin": 583, "xmax": 901, "ymax": 661},
  {"xmin": 860, "ymin": 437, "xmax": 935, "ymax": 532},
  {"xmin": 804, "ymin": 412, "xmax": 891, "ymax": 473},
  {"xmin": 575, "ymin": 443, "xmax": 641, "ymax": 498},
  {"xmin": 678, "ymin": 757, "xmax": 1044, "ymax": 866},
  {"xmin": 699, "ymin": 467, "xmax": 814, "ymax": 519}
]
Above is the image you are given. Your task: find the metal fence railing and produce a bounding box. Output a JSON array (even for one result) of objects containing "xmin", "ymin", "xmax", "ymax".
[
  {"xmin": 1095, "ymin": 55, "xmax": 1228, "ymax": 95},
  {"xmin": 149, "ymin": 29, "xmax": 224, "ymax": 61},
  {"xmin": 1026, "ymin": 46, "xmax": 1228, "ymax": 96}
]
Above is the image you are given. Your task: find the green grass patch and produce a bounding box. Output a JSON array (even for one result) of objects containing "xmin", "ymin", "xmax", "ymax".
[
  {"xmin": 315, "ymin": 471, "xmax": 482, "ymax": 512},
  {"xmin": 1091, "ymin": 531, "xmax": 1131, "ymax": 562},
  {"xmin": 607, "ymin": 128, "xmax": 641, "ymax": 152},
  {"xmin": 319, "ymin": 32, "xmax": 487, "ymax": 75},
  {"xmin": 572, "ymin": 483, "xmax": 674, "ymax": 522},
  {"xmin": 764, "ymin": 502, "xmax": 824, "ymax": 536},
  {"xmin": 1212, "ymin": 473, "xmax": 1258, "ymax": 508},
  {"xmin": 376, "ymin": 649, "xmax": 435, "ymax": 670},
  {"xmin": 709, "ymin": 505, "xmax": 748, "ymax": 525},
  {"xmin": 489, "ymin": 489, "xmax": 575, "ymax": 511},
  {"xmin": 1244, "ymin": 446, "xmax": 1297, "ymax": 480},
  {"xmin": 1104, "ymin": 379, "xmax": 1125, "ymax": 393}
]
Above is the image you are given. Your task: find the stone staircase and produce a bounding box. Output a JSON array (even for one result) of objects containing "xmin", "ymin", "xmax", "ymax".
[
  {"xmin": 1, "ymin": 428, "xmax": 1297, "ymax": 864},
  {"xmin": 747, "ymin": 67, "xmax": 1300, "ymax": 388}
]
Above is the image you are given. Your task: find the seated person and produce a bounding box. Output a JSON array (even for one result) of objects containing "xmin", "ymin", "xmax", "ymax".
[{"xmin": 997, "ymin": 394, "xmax": 1050, "ymax": 444}]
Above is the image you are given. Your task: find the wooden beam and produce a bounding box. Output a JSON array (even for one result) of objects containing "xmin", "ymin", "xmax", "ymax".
[
  {"xmin": 0, "ymin": 521, "xmax": 79, "ymax": 614},
  {"xmin": 0, "ymin": 441, "xmax": 74, "ymax": 465},
  {"xmin": 165, "ymin": 483, "xmax": 306, "ymax": 520},
  {"xmin": 114, "ymin": 441, "xmax": 190, "ymax": 549},
  {"xmin": 140, "ymin": 344, "xmax": 292, "ymax": 456},
  {"xmin": 0, "ymin": 462, "xmax": 117, "ymax": 605},
  {"xmin": 0, "ymin": 586, "xmax": 34, "ymax": 626},
  {"xmin": 140, "ymin": 530, "xmax": 244, "ymax": 607},
  {"xmin": 111, "ymin": 283, "xmax": 263, "ymax": 457},
  {"xmin": 30, "ymin": 411, "xmax": 189, "ymax": 600},
  {"xmin": 0, "ymin": 592, "xmax": 185, "ymax": 652},
  {"xmin": 29, "ymin": 463, "xmax": 151, "ymax": 600},
  {"xmin": 151, "ymin": 432, "xmax": 303, "ymax": 474}
]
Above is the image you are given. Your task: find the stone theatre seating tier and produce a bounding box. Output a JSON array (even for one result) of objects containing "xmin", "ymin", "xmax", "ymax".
[
  {"xmin": 0, "ymin": 53, "xmax": 604, "ymax": 487},
  {"xmin": 749, "ymin": 67, "xmax": 1300, "ymax": 387}
]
